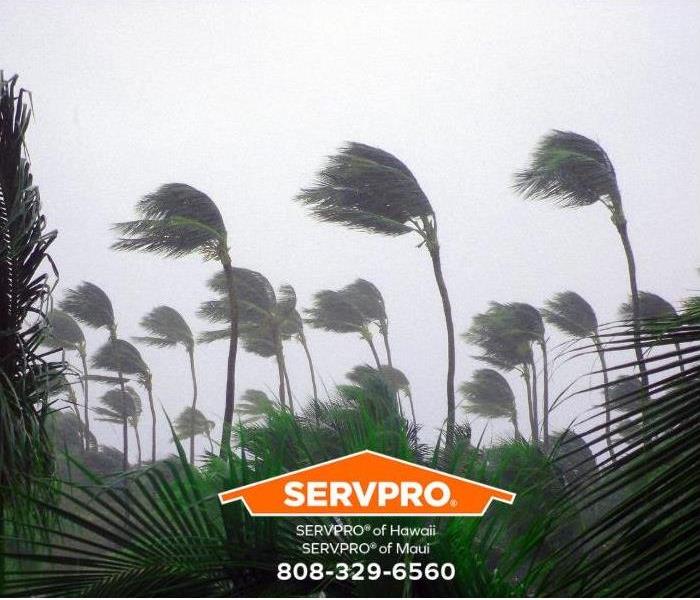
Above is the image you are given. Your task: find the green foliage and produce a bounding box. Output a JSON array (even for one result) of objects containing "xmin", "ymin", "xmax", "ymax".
[{"xmin": 460, "ymin": 368, "xmax": 516, "ymax": 420}]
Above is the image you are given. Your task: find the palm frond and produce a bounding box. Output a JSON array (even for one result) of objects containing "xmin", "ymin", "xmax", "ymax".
[
  {"xmin": 112, "ymin": 183, "xmax": 227, "ymax": 260},
  {"xmin": 91, "ymin": 338, "xmax": 149, "ymax": 377},
  {"xmin": 94, "ymin": 386, "xmax": 142, "ymax": 424},
  {"xmin": 513, "ymin": 130, "xmax": 619, "ymax": 208},
  {"xmin": 459, "ymin": 368, "xmax": 516, "ymax": 420},
  {"xmin": 340, "ymin": 278, "xmax": 387, "ymax": 324},
  {"xmin": 304, "ymin": 289, "xmax": 367, "ymax": 333},
  {"xmin": 136, "ymin": 305, "xmax": 194, "ymax": 351},
  {"xmin": 346, "ymin": 364, "xmax": 409, "ymax": 395},
  {"xmin": 296, "ymin": 142, "xmax": 433, "ymax": 236},
  {"xmin": 43, "ymin": 309, "xmax": 85, "ymax": 351},
  {"xmin": 173, "ymin": 406, "xmax": 215, "ymax": 440},
  {"xmin": 59, "ymin": 281, "xmax": 115, "ymax": 332},
  {"xmin": 542, "ymin": 291, "xmax": 598, "ymax": 339}
]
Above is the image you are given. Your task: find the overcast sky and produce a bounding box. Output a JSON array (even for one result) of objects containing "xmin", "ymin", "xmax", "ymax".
[{"xmin": 2, "ymin": 1, "xmax": 699, "ymax": 461}]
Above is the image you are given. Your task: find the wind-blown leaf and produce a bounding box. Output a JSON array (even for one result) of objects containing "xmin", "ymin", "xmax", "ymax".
[{"xmin": 59, "ymin": 281, "xmax": 115, "ymax": 333}]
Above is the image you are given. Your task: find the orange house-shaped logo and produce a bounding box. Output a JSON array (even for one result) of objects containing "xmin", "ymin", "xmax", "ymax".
[{"xmin": 218, "ymin": 450, "xmax": 515, "ymax": 516}]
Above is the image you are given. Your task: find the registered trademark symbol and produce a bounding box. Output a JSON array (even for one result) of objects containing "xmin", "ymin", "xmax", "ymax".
[
  {"xmin": 370, "ymin": 542, "xmax": 377, "ymax": 549},
  {"xmin": 450, "ymin": 499, "xmax": 458, "ymax": 507},
  {"xmin": 364, "ymin": 524, "xmax": 371, "ymax": 531}
]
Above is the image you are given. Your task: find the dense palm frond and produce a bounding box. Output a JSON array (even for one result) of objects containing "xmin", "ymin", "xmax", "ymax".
[
  {"xmin": 340, "ymin": 278, "xmax": 387, "ymax": 324},
  {"xmin": 174, "ymin": 406, "xmax": 215, "ymax": 441},
  {"xmin": 619, "ymin": 290, "xmax": 678, "ymax": 327},
  {"xmin": 94, "ymin": 386, "xmax": 142, "ymax": 424},
  {"xmin": 460, "ymin": 368, "xmax": 516, "ymax": 420},
  {"xmin": 134, "ymin": 305, "xmax": 194, "ymax": 351},
  {"xmin": 296, "ymin": 142, "xmax": 433, "ymax": 235},
  {"xmin": 1, "ymin": 73, "xmax": 61, "ymax": 540},
  {"xmin": 59, "ymin": 281, "xmax": 115, "ymax": 333},
  {"xmin": 112, "ymin": 183, "xmax": 227, "ymax": 260},
  {"xmin": 542, "ymin": 291, "xmax": 598, "ymax": 339},
  {"xmin": 43, "ymin": 309, "xmax": 85, "ymax": 351},
  {"xmin": 346, "ymin": 364, "xmax": 409, "ymax": 395},
  {"xmin": 513, "ymin": 130, "xmax": 620, "ymax": 208},
  {"xmin": 541, "ymin": 299, "xmax": 700, "ymax": 596}
]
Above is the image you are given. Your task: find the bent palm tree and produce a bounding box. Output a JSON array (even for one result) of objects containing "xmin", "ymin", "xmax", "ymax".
[
  {"xmin": 460, "ymin": 369, "xmax": 520, "ymax": 439},
  {"xmin": 514, "ymin": 130, "xmax": 649, "ymax": 392},
  {"xmin": 173, "ymin": 407, "xmax": 215, "ymax": 455},
  {"xmin": 112, "ymin": 183, "xmax": 239, "ymax": 458},
  {"xmin": 297, "ymin": 143, "xmax": 457, "ymax": 445},
  {"xmin": 44, "ymin": 309, "xmax": 90, "ymax": 447},
  {"xmin": 135, "ymin": 306, "xmax": 198, "ymax": 462},
  {"xmin": 95, "ymin": 386, "xmax": 143, "ymax": 467},
  {"xmin": 199, "ymin": 268, "xmax": 297, "ymax": 411},
  {"xmin": 305, "ymin": 289, "xmax": 382, "ymax": 368},
  {"xmin": 542, "ymin": 291, "xmax": 616, "ymax": 461},
  {"xmin": 619, "ymin": 291, "xmax": 684, "ymax": 373},
  {"xmin": 92, "ymin": 339, "xmax": 154, "ymax": 468},
  {"xmin": 347, "ymin": 364, "xmax": 415, "ymax": 425}
]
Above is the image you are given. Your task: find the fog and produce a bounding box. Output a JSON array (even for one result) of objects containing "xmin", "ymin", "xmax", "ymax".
[{"xmin": 2, "ymin": 0, "xmax": 698, "ymax": 460}]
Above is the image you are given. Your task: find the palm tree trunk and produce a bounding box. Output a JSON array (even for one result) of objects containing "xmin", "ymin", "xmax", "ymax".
[
  {"xmin": 406, "ymin": 390, "xmax": 417, "ymax": 427},
  {"xmin": 381, "ymin": 323, "xmax": 402, "ymax": 414},
  {"xmin": 220, "ymin": 259, "xmax": 239, "ymax": 459},
  {"xmin": 133, "ymin": 423, "xmax": 142, "ymax": 467},
  {"xmin": 146, "ymin": 382, "xmax": 156, "ymax": 464},
  {"xmin": 511, "ymin": 413, "xmax": 521, "ymax": 440},
  {"xmin": 364, "ymin": 333, "xmax": 382, "ymax": 369},
  {"xmin": 122, "ymin": 415, "xmax": 129, "ymax": 471},
  {"xmin": 428, "ymin": 244, "xmax": 456, "ymax": 448},
  {"xmin": 593, "ymin": 334, "xmax": 616, "ymax": 463},
  {"xmin": 283, "ymin": 362, "xmax": 294, "ymax": 414},
  {"xmin": 275, "ymin": 347, "xmax": 287, "ymax": 408},
  {"xmin": 522, "ymin": 366, "xmax": 537, "ymax": 444},
  {"xmin": 80, "ymin": 350, "xmax": 90, "ymax": 451},
  {"xmin": 540, "ymin": 341, "xmax": 550, "ymax": 451},
  {"xmin": 206, "ymin": 429, "xmax": 214, "ymax": 453},
  {"xmin": 530, "ymin": 358, "xmax": 540, "ymax": 445},
  {"xmin": 188, "ymin": 349, "xmax": 198, "ymax": 465},
  {"xmin": 615, "ymin": 219, "xmax": 650, "ymax": 391},
  {"xmin": 299, "ymin": 333, "xmax": 319, "ymax": 422}
]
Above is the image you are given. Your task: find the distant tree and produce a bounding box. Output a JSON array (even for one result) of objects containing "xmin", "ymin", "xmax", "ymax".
[
  {"xmin": 235, "ymin": 389, "xmax": 277, "ymax": 423},
  {"xmin": 173, "ymin": 407, "xmax": 215, "ymax": 455},
  {"xmin": 346, "ymin": 364, "xmax": 415, "ymax": 425},
  {"xmin": 620, "ymin": 291, "xmax": 684, "ymax": 372},
  {"xmin": 95, "ymin": 386, "xmax": 143, "ymax": 467},
  {"xmin": 92, "ymin": 339, "xmax": 154, "ymax": 468},
  {"xmin": 460, "ymin": 369, "xmax": 520, "ymax": 439},
  {"xmin": 515, "ymin": 131, "xmax": 649, "ymax": 391},
  {"xmin": 542, "ymin": 291, "xmax": 616, "ymax": 461},
  {"xmin": 112, "ymin": 183, "xmax": 239, "ymax": 458},
  {"xmin": 297, "ymin": 143, "xmax": 457, "ymax": 446},
  {"xmin": 199, "ymin": 269, "xmax": 297, "ymax": 411},
  {"xmin": 135, "ymin": 306, "xmax": 198, "ymax": 463}
]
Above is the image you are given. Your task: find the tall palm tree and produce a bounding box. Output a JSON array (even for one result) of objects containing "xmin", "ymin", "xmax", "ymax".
[
  {"xmin": 297, "ymin": 143, "xmax": 457, "ymax": 445},
  {"xmin": 92, "ymin": 339, "xmax": 154, "ymax": 468},
  {"xmin": 44, "ymin": 309, "xmax": 90, "ymax": 448},
  {"xmin": 542, "ymin": 291, "xmax": 616, "ymax": 461},
  {"xmin": 514, "ymin": 130, "xmax": 649, "ymax": 391},
  {"xmin": 460, "ymin": 369, "xmax": 520, "ymax": 439},
  {"xmin": 60, "ymin": 281, "xmax": 119, "ymax": 443},
  {"xmin": 112, "ymin": 183, "xmax": 239, "ymax": 458},
  {"xmin": 199, "ymin": 268, "xmax": 297, "ymax": 411},
  {"xmin": 95, "ymin": 386, "xmax": 143, "ymax": 467},
  {"xmin": 173, "ymin": 406, "xmax": 215, "ymax": 455},
  {"xmin": 346, "ymin": 364, "xmax": 415, "ymax": 425},
  {"xmin": 134, "ymin": 306, "xmax": 198, "ymax": 463},
  {"xmin": 620, "ymin": 291, "xmax": 685, "ymax": 372},
  {"xmin": 305, "ymin": 289, "xmax": 382, "ymax": 368},
  {"xmin": 464, "ymin": 304, "xmax": 539, "ymax": 443}
]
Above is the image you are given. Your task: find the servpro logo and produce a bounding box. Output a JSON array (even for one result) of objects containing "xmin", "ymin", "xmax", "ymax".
[{"xmin": 218, "ymin": 450, "xmax": 515, "ymax": 516}]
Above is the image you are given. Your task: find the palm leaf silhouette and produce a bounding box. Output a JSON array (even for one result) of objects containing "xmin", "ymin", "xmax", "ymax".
[
  {"xmin": 113, "ymin": 183, "xmax": 240, "ymax": 457},
  {"xmin": 460, "ymin": 369, "xmax": 519, "ymax": 438},
  {"xmin": 95, "ymin": 386, "xmax": 143, "ymax": 466},
  {"xmin": 297, "ymin": 142, "xmax": 457, "ymax": 445}
]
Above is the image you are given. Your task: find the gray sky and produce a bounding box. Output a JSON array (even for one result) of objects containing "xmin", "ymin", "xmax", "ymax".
[{"xmin": 3, "ymin": 1, "xmax": 699, "ymax": 461}]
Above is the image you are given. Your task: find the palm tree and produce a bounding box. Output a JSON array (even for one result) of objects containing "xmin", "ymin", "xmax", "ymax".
[
  {"xmin": 60, "ymin": 281, "xmax": 120, "ymax": 445},
  {"xmin": 346, "ymin": 364, "xmax": 415, "ymax": 425},
  {"xmin": 199, "ymin": 268, "xmax": 297, "ymax": 411},
  {"xmin": 619, "ymin": 291, "xmax": 684, "ymax": 372},
  {"xmin": 112, "ymin": 183, "xmax": 239, "ymax": 458},
  {"xmin": 459, "ymin": 369, "xmax": 520, "ymax": 439},
  {"xmin": 92, "ymin": 339, "xmax": 154, "ymax": 468},
  {"xmin": 134, "ymin": 306, "xmax": 198, "ymax": 463},
  {"xmin": 95, "ymin": 386, "xmax": 143, "ymax": 467},
  {"xmin": 44, "ymin": 309, "xmax": 90, "ymax": 448},
  {"xmin": 235, "ymin": 388, "xmax": 277, "ymax": 423},
  {"xmin": 297, "ymin": 143, "xmax": 457, "ymax": 445},
  {"xmin": 514, "ymin": 131, "xmax": 649, "ymax": 392},
  {"xmin": 542, "ymin": 291, "xmax": 616, "ymax": 461},
  {"xmin": 305, "ymin": 289, "xmax": 382, "ymax": 368},
  {"xmin": 464, "ymin": 304, "xmax": 539, "ymax": 443},
  {"xmin": 173, "ymin": 407, "xmax": 215, "ymax": 455}
]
